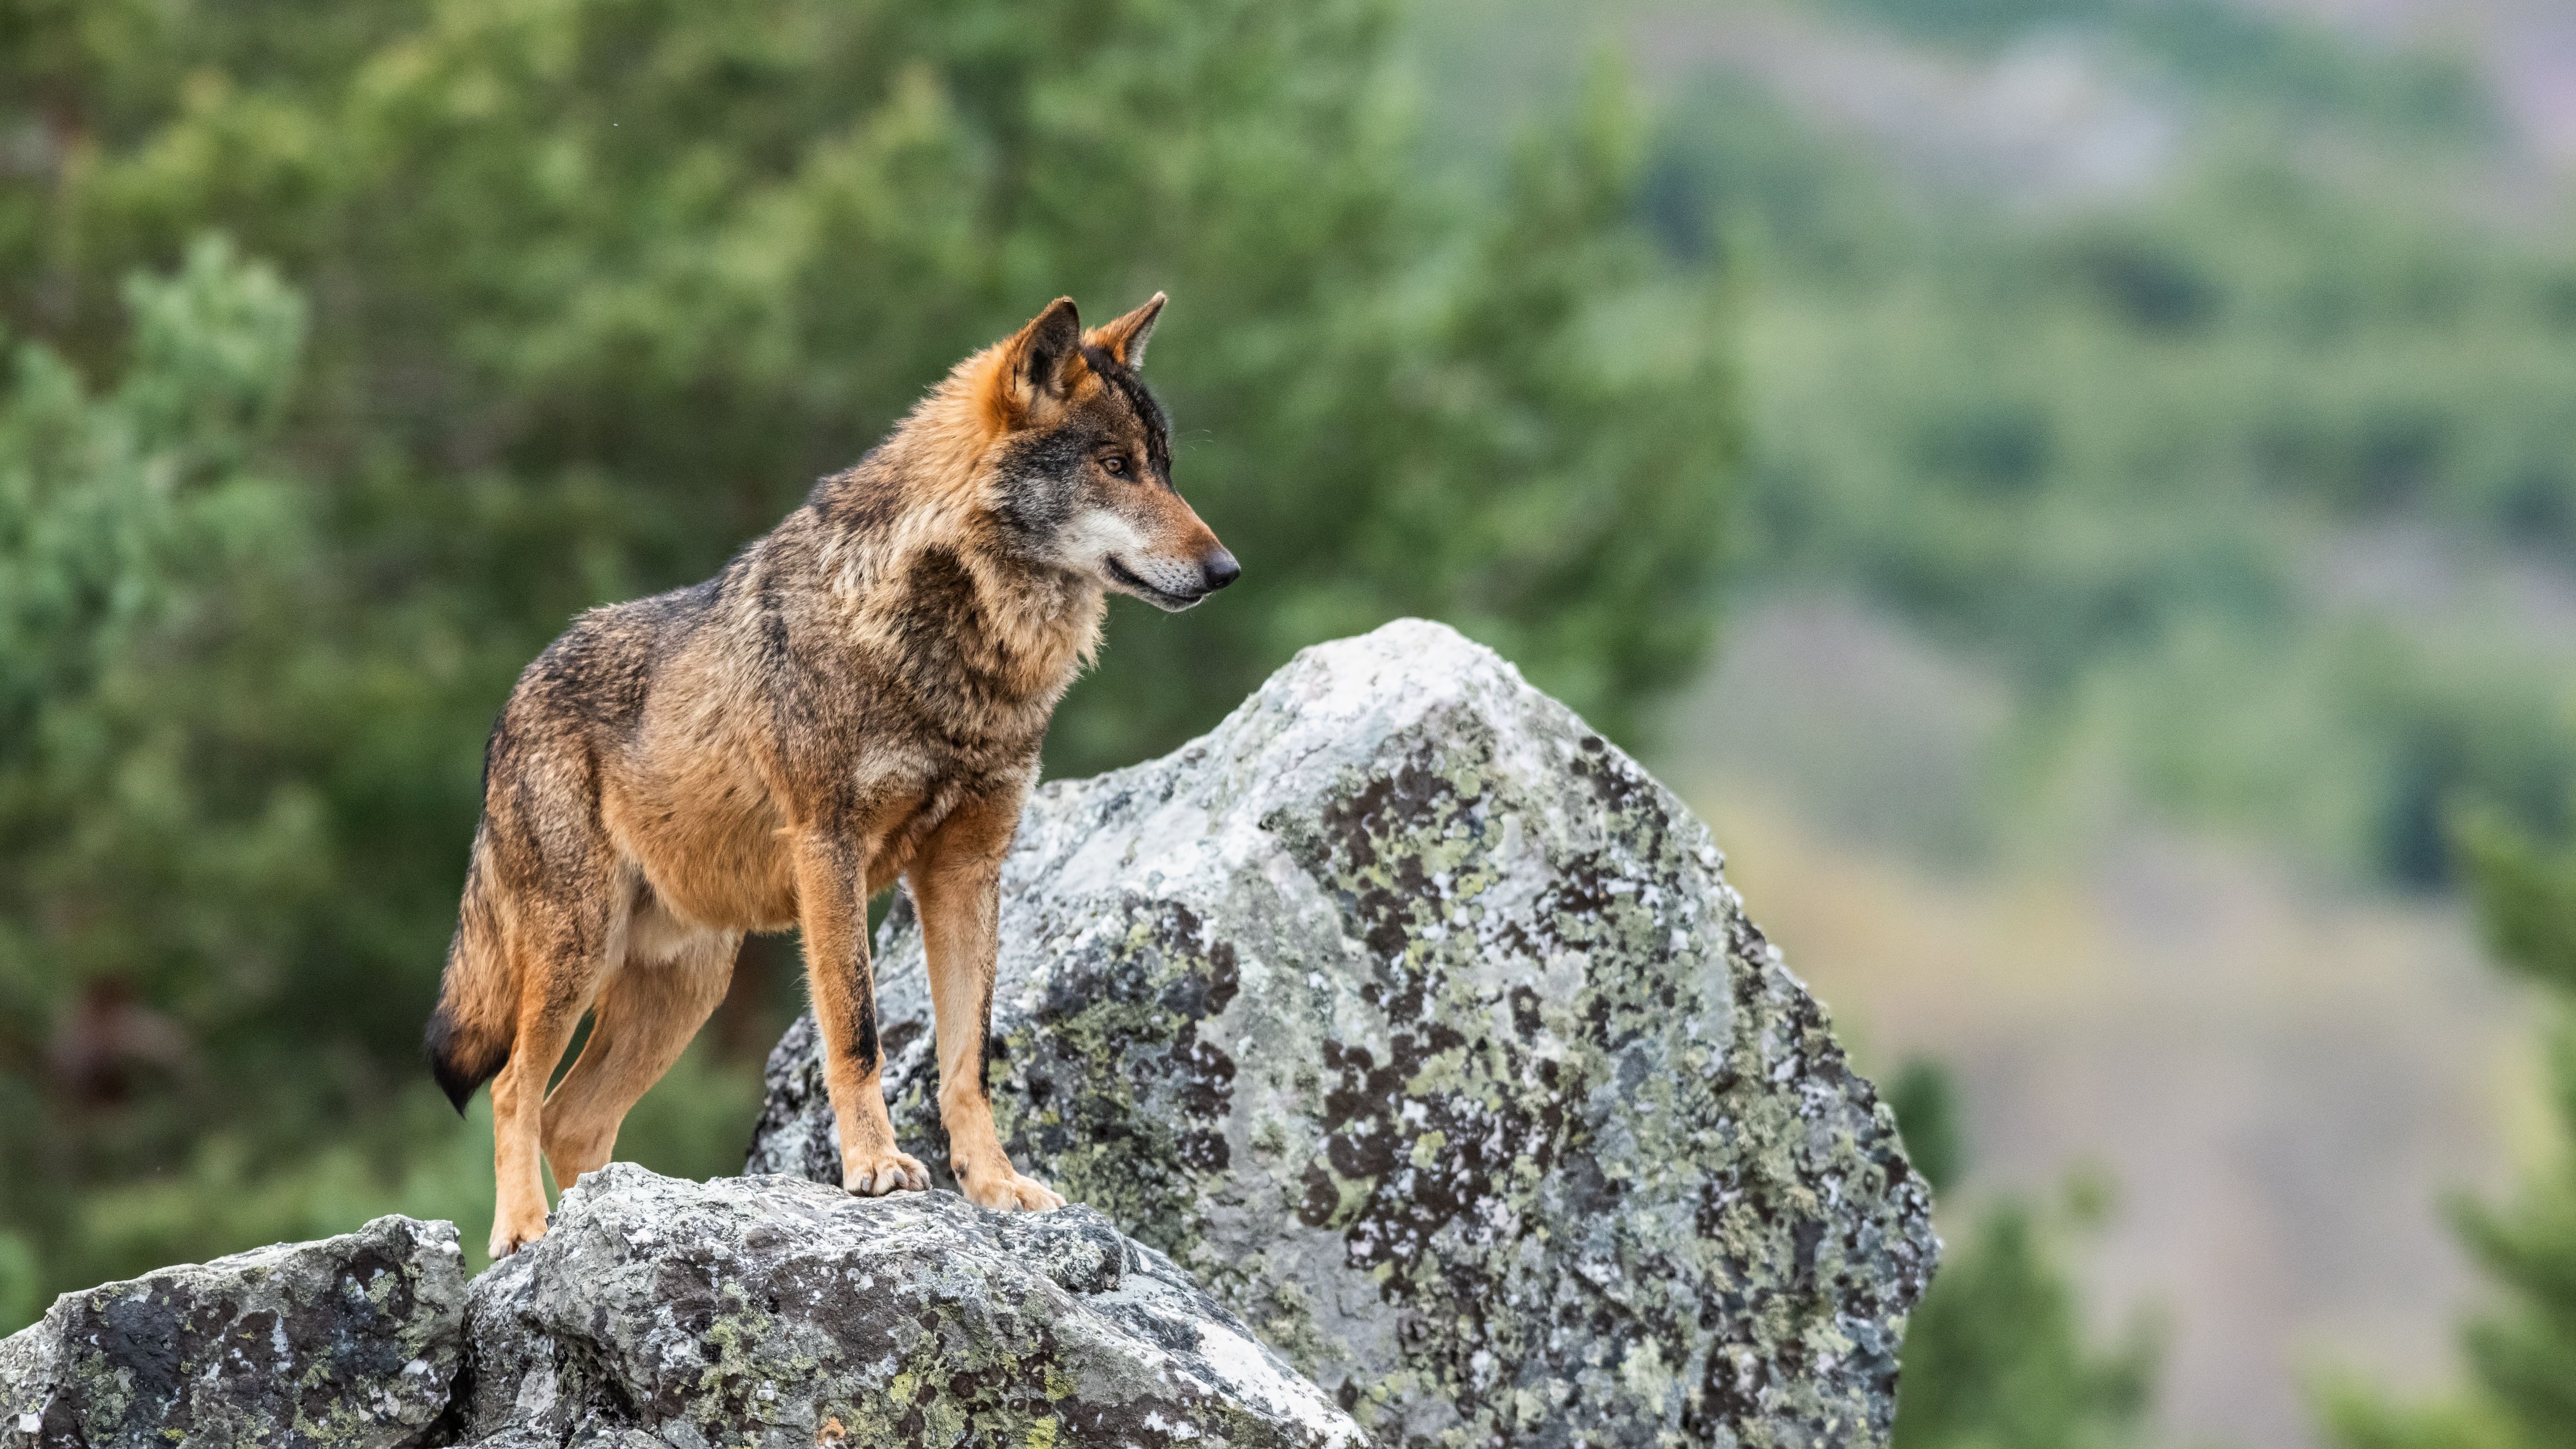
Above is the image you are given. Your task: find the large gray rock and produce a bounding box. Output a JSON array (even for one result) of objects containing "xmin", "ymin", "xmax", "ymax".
[
  {"xmin": 749, "ymin": 619, "xmax": 1938, "ymax": 1447},
  {"xmin": 0, "ymin": 1215, "xmax": 464, "ymax": 1448},
  {"xmin": 453, "ymin": 1163, "xmax": 1360, "ymax": 1448}
]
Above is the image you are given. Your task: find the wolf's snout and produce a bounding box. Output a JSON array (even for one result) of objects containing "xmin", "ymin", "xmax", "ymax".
[{"xmin": 1200, "ymin": 549, "xmax": 1241, "ymax": 593}]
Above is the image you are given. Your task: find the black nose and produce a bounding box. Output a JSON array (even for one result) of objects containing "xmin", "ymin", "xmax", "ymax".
[{"xmin": 1200, "ymin": 549, "xmax": 1241, "ymax": 592}]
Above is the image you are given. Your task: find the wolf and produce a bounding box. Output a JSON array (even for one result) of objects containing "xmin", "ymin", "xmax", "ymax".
[{"xmin": 422, "ymin": 295, "xmax": 1235, "ymax": 1256}]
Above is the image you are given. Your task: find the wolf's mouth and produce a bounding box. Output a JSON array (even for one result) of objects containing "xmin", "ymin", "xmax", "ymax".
[{"xmin": 1104, "ymin": 556, "xmax": 1202, "ymax": 611}]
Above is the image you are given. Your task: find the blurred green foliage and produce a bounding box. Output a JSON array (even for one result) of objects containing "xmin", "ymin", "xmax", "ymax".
[
  {"xmin": 1626, "ymin": 8, "xmax": 2576, "ymax": 1443},
  {"xmin": 2317, "ymin": 811, "xmax": 2576, "ymax": 1449},
  {"xmin": 1643, "ymin": 49, "xmax": 2576, "ymax": 887},
  {"xmin": 1887, "ymin": 1058, "xmax": 2160, "ymax": 1449},
  {"xmin": 1896, "ymin": 1200, "xmax": 2159, "ymax": 1449},
  {"xmin": 0, "ymin": 0, "xmax": 1731, "ymax": 1314},
  {"xmin": 7, "ymin": 0, "xmax": 1732, "ymax": 762},
  {"xmin": 1885, "ymin": 1058, "xmax": 1966, "ymax": 1197}
]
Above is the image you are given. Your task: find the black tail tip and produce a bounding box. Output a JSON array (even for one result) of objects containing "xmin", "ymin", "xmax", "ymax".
[{"xmin": 423, "ymin": 1005, "xmax": 506, "ymax": 1116}]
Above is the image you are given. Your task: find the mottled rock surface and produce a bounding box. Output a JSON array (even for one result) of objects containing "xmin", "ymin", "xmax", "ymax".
[
  {"xmin": 749, "ymin": 619, "xmax": 1938, "ymax": 1447},
  {"xmin": 0, "ymin": 1215, "xmax": 464, "ymax": 1448},
  {"xmin": 453, "ymin": 1163, "xmax": 1360, "ymax": 1448}
]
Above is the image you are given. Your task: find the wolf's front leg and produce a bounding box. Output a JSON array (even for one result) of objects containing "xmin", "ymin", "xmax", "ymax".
[
  {"xmin": 910, "ymin": 791, "xmax": 1063, "ymax": 1212},
  {"xmin": 792, "ymin": 830, "xmax": 929, "ymax": 1197}
]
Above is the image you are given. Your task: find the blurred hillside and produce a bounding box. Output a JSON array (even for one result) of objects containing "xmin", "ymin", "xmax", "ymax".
[
  {"xmin": 1400, "ymin": 1, "xmax": 2576, "ymax": 1445},
  {"xmin": 1668, "ymin": 604, "xmax": 2532, "ymax": 1449}
]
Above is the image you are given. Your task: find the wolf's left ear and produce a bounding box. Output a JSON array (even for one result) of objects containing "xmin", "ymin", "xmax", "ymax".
[
  {"xmin": 1087, "ymin": 293, "xmax": 1166, "ymax": 369},
  {"xmin": 990, "ymin": 297, "xmax": 1087, "ymax": 424}
]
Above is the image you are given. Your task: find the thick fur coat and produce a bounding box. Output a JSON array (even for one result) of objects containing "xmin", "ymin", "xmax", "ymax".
[{"xmin": 425, "ymin": 296, "xmax": 1236, "ymax": 1256}]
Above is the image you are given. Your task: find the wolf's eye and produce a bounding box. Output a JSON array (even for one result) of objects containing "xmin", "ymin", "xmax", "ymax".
[{"xmin": 1100, "ymin": 455, "xmax": 1129, "ymax": 476}]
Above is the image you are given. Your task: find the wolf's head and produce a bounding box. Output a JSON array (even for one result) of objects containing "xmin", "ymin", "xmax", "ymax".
[{"xmin": 971, "ymin": 295, "xmax": 1238, "ymax": 611}]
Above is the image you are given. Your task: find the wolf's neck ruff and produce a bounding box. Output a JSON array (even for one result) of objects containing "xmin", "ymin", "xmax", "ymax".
[
  {"xmin": 425, "ymin": 294, "xmax": 1237, "ymax": 1259},
  {"xmin": 804, "ymin": 462, "xmax": 1108, "ymax": 749}
]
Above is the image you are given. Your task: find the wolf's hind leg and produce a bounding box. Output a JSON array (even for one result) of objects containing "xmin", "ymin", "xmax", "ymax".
[
  {"xmin": 541, "ymin": 908, "xmax": 738, "ymax": 1191},
  {"xmin": 486, "ymin": 905, "xmax": 608, "ymax": 1258}
]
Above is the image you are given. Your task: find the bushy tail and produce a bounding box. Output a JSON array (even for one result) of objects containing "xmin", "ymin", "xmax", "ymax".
[{"xmin": 425, "ymin": 862, "xmax": 514, "ymax": 1114}]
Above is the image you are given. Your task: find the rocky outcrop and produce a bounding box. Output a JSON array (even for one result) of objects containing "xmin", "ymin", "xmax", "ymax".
[
  {"xmin": 749, "ymin": 619, "xmax": 1938, "ymax": 1446},
  {"xmin": 452, "ymin": 1163, "xmax": 1359, "ymax": 1448},
  {"xmin": 0, "ymin": 1168, "xmax": 1358, "ymax": 1449},
  {"xmin": 1, "ymin": 621, "xmax": 1933, "ymax": 1447},
  {"xmin": 0, "ymin": 1215, "xmax": 464, "ymax": 1448}
]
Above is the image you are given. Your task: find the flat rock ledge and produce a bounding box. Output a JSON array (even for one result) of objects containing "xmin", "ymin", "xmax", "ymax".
[
  {"xmin": 453, "ymin": 1163, "xmax": 1360, "ymax": 1448},
  {"xmin": 750, "ymin": 619, "xmax": 1939, "ymax": 1447},
  {"xmin": 0, "ymin": 1214, "xmax": 465, "ymax": 1449}
]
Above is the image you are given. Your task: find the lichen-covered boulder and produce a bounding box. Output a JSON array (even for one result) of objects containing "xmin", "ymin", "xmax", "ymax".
[
  {"xmin": 749, "ymin": 619, "xmax": 1938, "ymax": 1446},
  {"xmin": 452, "ymin": 1163, "xmax": 1361, "ymax": 1448},
  {"xmin": 0, "ymin": 1215, "xmax": 464, "ymax": 1448}
]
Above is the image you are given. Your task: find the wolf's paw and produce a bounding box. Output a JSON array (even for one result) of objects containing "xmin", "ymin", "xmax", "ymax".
[
  {"xmin": 959, "ymin": 1164, "xmax": 1065, "ymax": 1213},
  {"xmin": 843, "ymin": 1150, "xmax": 930, "ymax": 1197},
  {"xmin": 489, "ymin": 1212, "xmax": 548, "ymax": 1258}
]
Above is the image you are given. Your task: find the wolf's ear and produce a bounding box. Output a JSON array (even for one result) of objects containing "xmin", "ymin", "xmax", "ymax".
[
  {"xmin": 989, "ymin": 297, "xmax": 1086, "ymax": 424},
  {"xmin": 1086, "ymin": 292, "xmax": 1166, "ymax": 369}
]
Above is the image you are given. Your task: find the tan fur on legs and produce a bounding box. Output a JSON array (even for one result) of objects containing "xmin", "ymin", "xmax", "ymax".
[
  {"xmin": 489, "ymin": 928, "xmax": 604, "ymax": 1258},
  {"xmin": 909, "ymin": 790, "xmax": 1062, "ymax": 1212},
  {"xmin": 792, "ymin": 827, "xmax": 928, "ymax": 1197},
  {"xmin": 540, "ymin": 918, "xmax": 738, "ymax": 1190}
]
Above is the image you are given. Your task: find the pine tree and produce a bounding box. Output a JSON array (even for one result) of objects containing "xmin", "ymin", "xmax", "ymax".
[
  {"xmin": 2319, "ymin": 812, "xmax": 2576, "ymax": 1449},
  {"xmin": 1886, "ymin": 1061, "xmax": 2160, "ymax": 1449}
]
